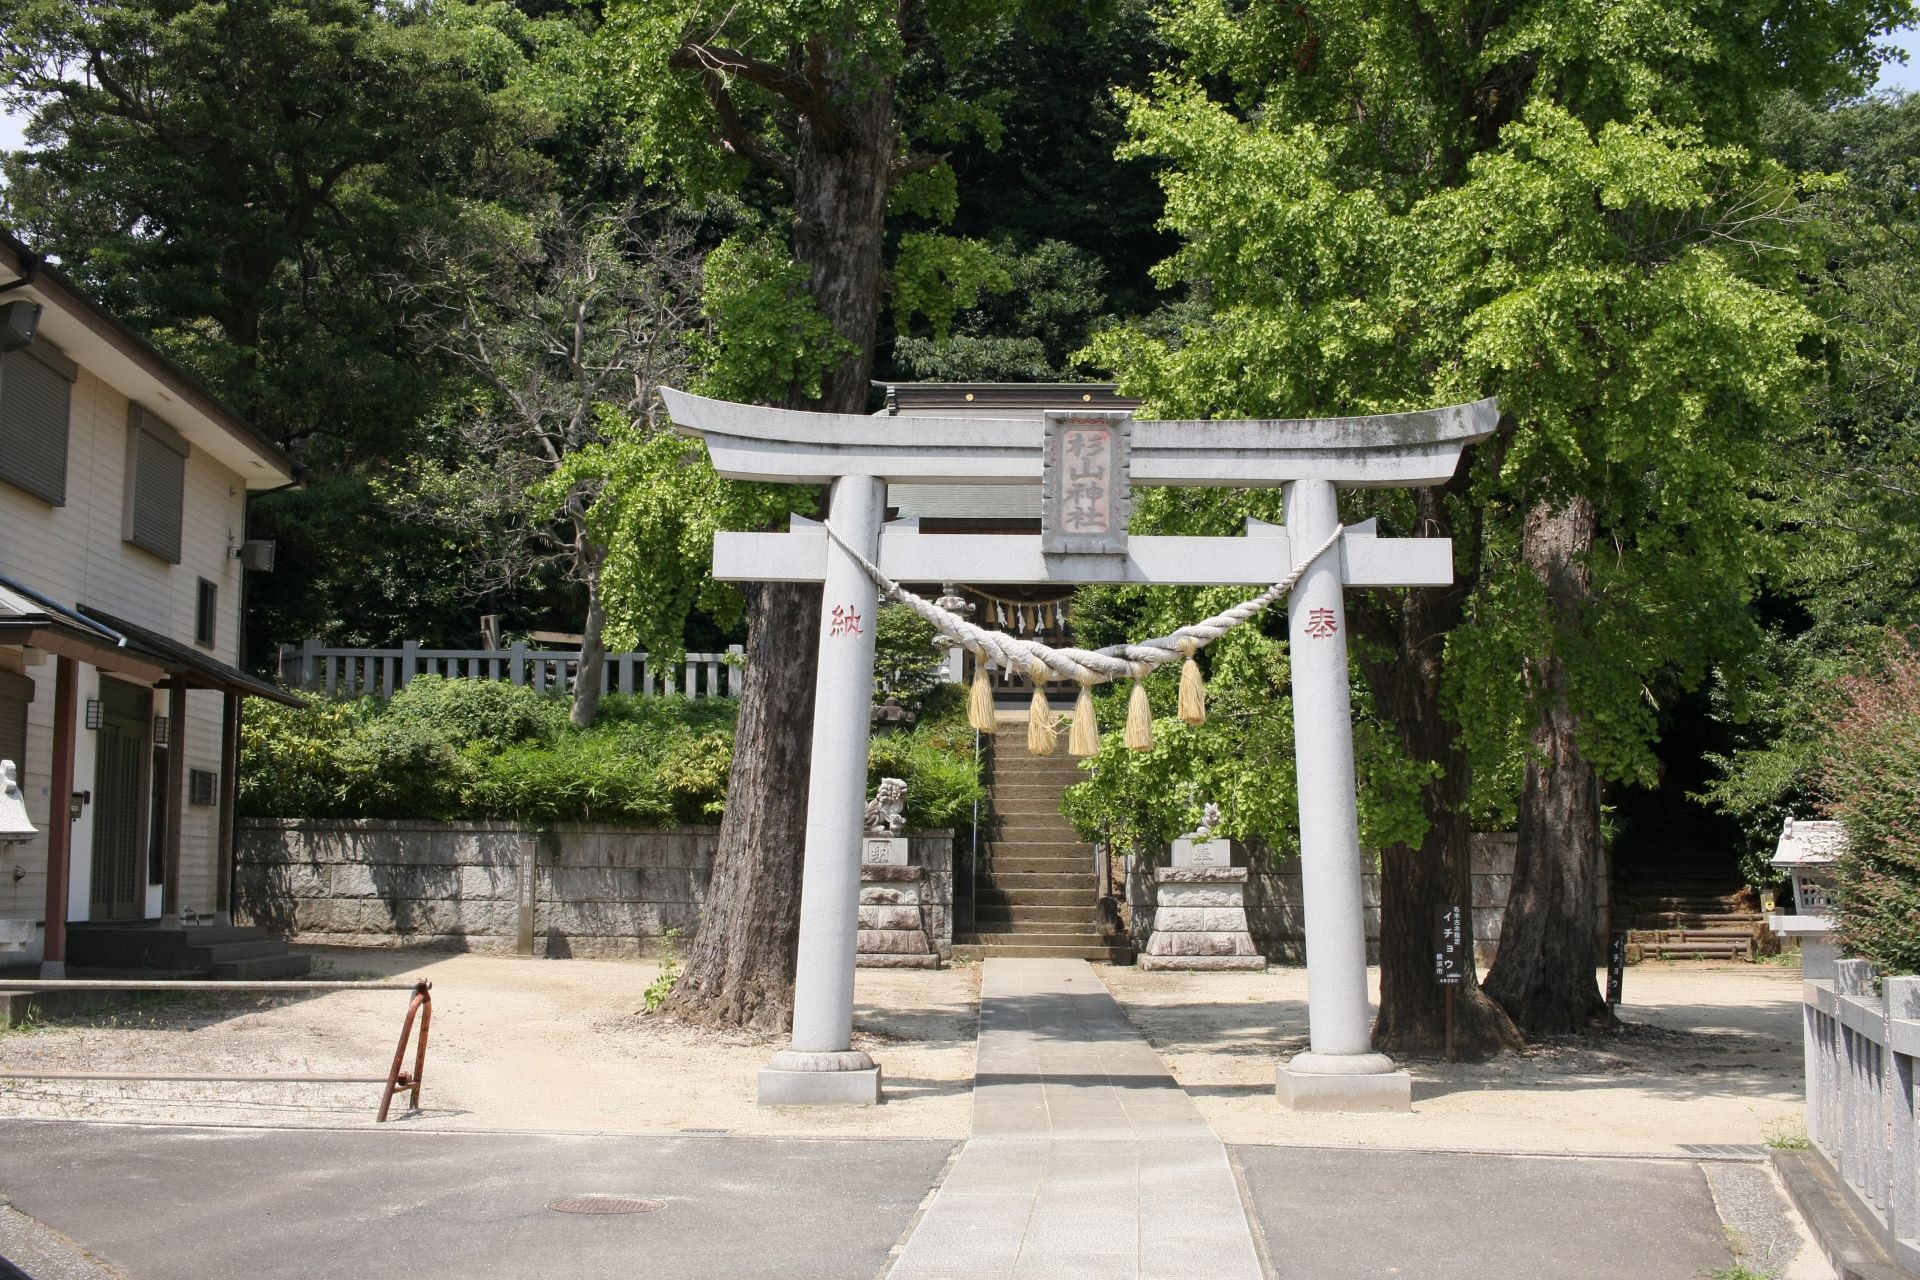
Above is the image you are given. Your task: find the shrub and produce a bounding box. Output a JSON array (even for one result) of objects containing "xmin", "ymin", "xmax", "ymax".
[
  {"xmin": 241, "ymin": 679, "xmax": 984, "ymax": 833},
  {"xmin": 382, "ymin": 675, "xmax": 561, "ymax": 748},
  {"xmin": 467, "ymin": 732, "xmax": 675, "ymax": 824},
  {"xmin": 1817, "ymin": 632, "xmax": 1920, "ymax": 974}
]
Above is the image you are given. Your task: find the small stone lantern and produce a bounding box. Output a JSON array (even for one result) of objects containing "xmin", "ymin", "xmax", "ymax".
[{"xmin": 1769, "ymin": 818, "xmax": 1843, "ymax": 978}]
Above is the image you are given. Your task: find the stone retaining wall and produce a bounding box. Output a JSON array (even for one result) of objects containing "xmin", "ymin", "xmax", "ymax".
[
  {"xmin": 236, "ymin": 818, "xmax": 954, "ymax": 959},
  {"xmin": 1126, "ymin": 834, "xmax": 1609, "ymax": 965}
]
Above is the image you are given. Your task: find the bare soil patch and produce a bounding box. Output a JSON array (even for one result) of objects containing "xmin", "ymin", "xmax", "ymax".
[
  {"xmin": 1098, "ymin": 961, "xmax": 1809, "ymax": 1153},
  {"xmin": 0, "ymin": 946, "xmax": 979, "ymax": 1137}
]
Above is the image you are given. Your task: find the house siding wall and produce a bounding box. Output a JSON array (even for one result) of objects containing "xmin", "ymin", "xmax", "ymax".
[{"xmin": 0, "ymin": 363, "xmax": 247, "ymax": 939}]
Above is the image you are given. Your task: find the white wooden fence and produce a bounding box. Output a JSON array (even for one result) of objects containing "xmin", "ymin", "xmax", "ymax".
[
  {"xmin": 276, "ymin": 639, "xmax": 743, "ymax": 700},
  {"xmin": 1804, "ymin": 957, "xmax": 1920, "ymax": 1272}
]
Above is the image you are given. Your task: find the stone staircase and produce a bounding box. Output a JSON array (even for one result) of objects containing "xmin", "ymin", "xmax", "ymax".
[
  {"xmin": 954, "ymin": 723, "xmax": 1133, "ymax": 963},
  {"xmin": 65, "ymin": 922, "xmax": 312, "ymax": 979}
]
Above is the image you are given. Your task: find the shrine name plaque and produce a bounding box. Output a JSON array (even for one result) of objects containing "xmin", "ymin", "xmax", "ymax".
[{"xmin": 1041, "ymin": 411, "xmax": 1132, "ymax": 555}]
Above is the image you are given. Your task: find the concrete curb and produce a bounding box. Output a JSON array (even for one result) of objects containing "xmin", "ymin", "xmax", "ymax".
[{"xmin": 1771, "ymin": 1148, "xmax": 1918, "ymax": 1280}]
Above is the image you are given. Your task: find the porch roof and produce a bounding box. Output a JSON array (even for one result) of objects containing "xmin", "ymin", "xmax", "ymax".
[{"xmin": 78, "ymin": 608, "xmax": 304, "ymax": 707}]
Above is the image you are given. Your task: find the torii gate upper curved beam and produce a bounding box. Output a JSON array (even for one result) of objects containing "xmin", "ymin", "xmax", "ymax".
[{"xmin": 659, "ymin": 388, "xmax": 1499, "ymax": 488}]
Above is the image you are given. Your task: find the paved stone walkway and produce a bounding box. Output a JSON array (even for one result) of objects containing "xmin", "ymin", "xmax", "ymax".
[{"xmin": 887, "ymin": 958, "xmax": 1263, "ymax": 1280}]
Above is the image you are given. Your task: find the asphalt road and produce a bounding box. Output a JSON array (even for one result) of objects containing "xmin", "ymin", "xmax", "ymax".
[
  {"xmin": 0, "ymin": 1121, "xmax": 956, "ymax": 1280},
  {"xmin": 0, "ymin": 1122, "xmax": 1773, "ymax": 1280},
  {"xmin": 1233, "ymin": 1145, "xmax": 1738, "ymax": 1279}
]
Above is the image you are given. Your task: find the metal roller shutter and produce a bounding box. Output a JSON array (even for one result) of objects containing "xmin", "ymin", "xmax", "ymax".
[{"xmin": 0, "ymin": 347, "xmax": 75, "ymax": 506}]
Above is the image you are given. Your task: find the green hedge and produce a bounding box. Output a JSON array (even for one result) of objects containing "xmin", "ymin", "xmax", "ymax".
[{"xmin": 240, "ymin": 674, "xmax": 983, "ymax": 830}]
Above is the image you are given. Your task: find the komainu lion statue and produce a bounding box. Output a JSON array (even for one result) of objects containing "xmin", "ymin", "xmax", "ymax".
[{"xmin": 864, "ymin": 777, "xmax": 908, "ymax": 836}]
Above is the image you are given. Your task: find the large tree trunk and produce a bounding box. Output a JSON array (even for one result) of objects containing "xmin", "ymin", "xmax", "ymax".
[
  {"xmin": 664, "ymin": 52, "xmax": 895, "ymax": 1026},
  {"xmin": 569, "ymin": 546, "xmax": 607, "ymax": 729},
  {"xmin": 1354, "ymin": 482, "xmax": 1522, "ymax": 1058},
  {"xmin": 661, "ymin": 582, "xmax": 822, "ymax": 1030},
  {"xmin": 1483, "ymin": 496, "xmax": 1614, "ymax": 1036}
]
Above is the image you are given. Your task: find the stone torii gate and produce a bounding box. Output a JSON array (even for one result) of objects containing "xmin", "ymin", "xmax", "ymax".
[{"xmin": 661, "ymin": 387, "xmax": 1498, "ymax": 1111}]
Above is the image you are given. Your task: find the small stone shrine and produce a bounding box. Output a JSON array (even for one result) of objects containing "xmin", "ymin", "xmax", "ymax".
[
  {"xmin": 856, "ymin": 778, "xmax": 941, "ymax": 969},
  {"xmin": 1141, "ymin": 804, "xmax": 1264, "ymax": 971}
]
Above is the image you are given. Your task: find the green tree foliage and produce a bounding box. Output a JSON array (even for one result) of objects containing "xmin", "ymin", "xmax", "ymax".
[
  {"xmin": 1084, "ymin": 0, "xmax": 1906, "ymax": 1040},
  {"xmin": 0, "ymin": 0, "xmax": 545, "ymax": 458},
  {"xmin": 1703, "ymin": 92, "xmax": 1920, "ymax": 879},
  {"xmin": 1814, "ymin": 634, "xmax": 1920, "ymax": 974},
  {"xmin": 0, "ymin": 0, "xmax": 604, "ymax": 656}
]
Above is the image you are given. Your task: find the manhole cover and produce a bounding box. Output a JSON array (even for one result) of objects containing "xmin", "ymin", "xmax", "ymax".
[{"xmin": 547, "ymin": 1195, "xmax": 665, "ymax": 1215}]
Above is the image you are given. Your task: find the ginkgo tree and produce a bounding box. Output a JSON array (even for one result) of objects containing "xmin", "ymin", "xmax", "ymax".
[{"xmin": 1086, "ymin": 0, "xmax": 1907, "ymax": 1045}]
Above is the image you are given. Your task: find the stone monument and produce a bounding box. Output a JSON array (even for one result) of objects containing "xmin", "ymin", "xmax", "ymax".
[
  {"xmin": 1143, "ymin": 803, "xmax": 1263, "ymax": 972},
  {"xmin": 853, "ymin": 777, "xmax": 941, "ymax": 969}
]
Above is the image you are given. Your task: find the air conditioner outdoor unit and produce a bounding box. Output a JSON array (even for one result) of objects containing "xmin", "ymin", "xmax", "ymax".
[{"xmin": 237, "ymin": 539, "xmax": 276, "ymax": 572}]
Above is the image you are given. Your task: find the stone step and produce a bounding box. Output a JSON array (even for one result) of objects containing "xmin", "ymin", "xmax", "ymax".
[
  {"xmin": 977, "ymin": 872, "xmax": 1092, "ymax": 890},
  {"xmin": 990, "ymin": 855, "xmax": 1098, "ymax": 875},
  {"xmin": 990, "ymin": 825, "xmax": 1083, "ymax": 844},
  {"xmin": 974, "ymin": 904, "xmax": 1096, "ymax": 924},
  {"xmin": 951, "ymin": 943, "xmax": 1135, "ymax": 963},
  {"xmin": 987, "ymin": 758, "xmax": 1086, "ymax": 777},
  {"xmin": 983, "ymin": 840, "xmax": 1091, "ymax": 856},
  {"xmin": 976, "ymin": 887, "xmax": 1090, "ymax": 906},
  {"xmin": 992, "ymin": 797, "xmax": 1075, "ymax": 816},
  {"xmin": 190, "ymin": 939, "xmax": 292, "ymax": 965},
  {"xmin": 989, "ymin": 781, "xmax": 1077, "ymax": 796},
  {"xmin": 209, "ymin": 952, "xmax": 314, "ymax": 980},
  {"xmin": 962, "ymin": 926, "xmax": 1114, "ymax": 945}
]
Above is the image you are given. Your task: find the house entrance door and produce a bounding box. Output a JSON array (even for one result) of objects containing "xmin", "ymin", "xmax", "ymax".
[{"xmin": 88, "ymin": 678, "xmax": 151, "ymax": 920}]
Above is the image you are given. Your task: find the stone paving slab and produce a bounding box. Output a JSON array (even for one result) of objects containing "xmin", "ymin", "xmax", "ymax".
[
  {"xmin": 888, "ymin": 958, "xmax": 1262, "ymax": 1280},
  {"xmin": 0, "ymin": 1121, "xmax": 954, "ymax": 1280},
  {"xmin": 1232, "ymin": 1145, "xmax": 1742, "ymax": 1280}
]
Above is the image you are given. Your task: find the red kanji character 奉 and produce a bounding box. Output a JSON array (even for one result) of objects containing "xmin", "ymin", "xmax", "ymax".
[{"xmin": 1305, "ymin": 607, "xmax": 1338, "ymax": 638}]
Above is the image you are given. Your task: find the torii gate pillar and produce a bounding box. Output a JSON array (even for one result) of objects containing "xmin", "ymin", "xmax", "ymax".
[
  {"xmin": 758, "ymin": 474, "xmax": 887, "ymax": 1106},
  {"xmin": 1277, "ymin": 478, "xmax": 1411, "ymax": 1111}
]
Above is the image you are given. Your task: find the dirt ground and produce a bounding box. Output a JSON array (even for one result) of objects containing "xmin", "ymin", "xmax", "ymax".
[
  {"xmin": 1101, "ymin": 961, "xmax": 1810, "ymax": 1154},
  {"xmin": 0, "ymin": 947, "xmax": 980, "ymax": 1138},
  {"xmin": 0, "ymin": 949, "xmax": 1808, "ymax": 1152}
]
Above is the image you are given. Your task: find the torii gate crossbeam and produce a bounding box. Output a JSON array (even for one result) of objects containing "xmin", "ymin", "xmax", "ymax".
[{"xmin": 661, "ymin": 388, "xmax": 1498, "ymax": 1112}]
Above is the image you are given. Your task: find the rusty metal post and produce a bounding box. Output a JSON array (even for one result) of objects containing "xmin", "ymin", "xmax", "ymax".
[{"xmin": 377, "ymin": 980, "xmax": 432, "ymax": 1122}]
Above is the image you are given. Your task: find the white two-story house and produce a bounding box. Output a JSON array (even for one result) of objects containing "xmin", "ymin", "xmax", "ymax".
[{"xmin": 0, "ymin": 228, "xmax": 304, "ymax": 977}]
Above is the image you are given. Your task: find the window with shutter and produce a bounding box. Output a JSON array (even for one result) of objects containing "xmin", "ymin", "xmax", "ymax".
[
  {"xmin": 0, "ymin": 669, "xmax": 31, "ymax": 778},
  {"xmin": 0, "ymin": 345, "xmax": 77, "ymax": 506},
  {"xmin": 123, "ymin": 406, "xmax": 188, "ymax": 564}
]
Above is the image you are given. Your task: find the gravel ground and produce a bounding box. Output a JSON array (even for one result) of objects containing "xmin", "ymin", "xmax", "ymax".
[
  {"xmin": 0, "ymin": 949, "xmax": 1813, "ymax": 1158},
  {"xmin": 0, "ymin": 946, "xmax": 980, "ymax": 1137},
  {"xmin": 1099, "ymin": 961, "xmax": 1812, "ymax": 1154}
]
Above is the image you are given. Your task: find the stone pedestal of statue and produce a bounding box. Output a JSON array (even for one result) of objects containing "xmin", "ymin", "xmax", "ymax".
[{"xmin": 1140, "ymin": 866, "xmax": 1265, "ymax": 971}]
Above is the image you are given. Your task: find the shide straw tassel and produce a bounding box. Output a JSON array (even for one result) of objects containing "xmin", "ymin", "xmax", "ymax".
[
  {"xmin": 1027, "ymin": 663, "xmax": 1057, "ymax": 756},
  {"xmin": 1125, "ymin": 678, "xmax": 1154, "ymax": 750},
  {"xmin": 1177, "ymin": 638, "xmax": 1207, "ymax": 726},
  {"xmin": 969, "ymin": 660, "xmax": 996, "ymax": 733},
  {"xmin": 1069, "ymin": 682, "xmax": 1100, "ymax": 757}
]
